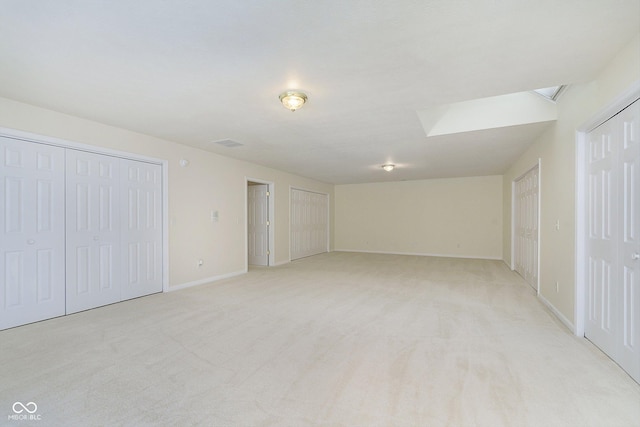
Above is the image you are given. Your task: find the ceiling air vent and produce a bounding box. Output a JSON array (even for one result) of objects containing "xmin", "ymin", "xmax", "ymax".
[{"xmin": 212, "ymin": 139, "xmax": 243, "ymax": 148}]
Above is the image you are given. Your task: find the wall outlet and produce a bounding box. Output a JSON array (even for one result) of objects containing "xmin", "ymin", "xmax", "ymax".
[{"xmin": 555, "ymin": 281, "xmax": 559, "ymax": 293}]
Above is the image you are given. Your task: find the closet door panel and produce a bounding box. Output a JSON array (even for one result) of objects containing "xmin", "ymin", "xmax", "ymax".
[
  {"xmin": 585, "ymin": 99, "xmax": 640, "ymax": 383},
  {"xmin": 617, "ymin": 100, "xmax": 640, "ymax": 381},
  {"xmin": 120, "ymin": 159, "xmax": 162, "ymax": 300},
  {"xmin": 0, "ymin": 137, "xmax": 65, "ymax": 329},
  {"xmin": 66, "ymin": 150, "xmax": 120, "ymax": 314},
  {"xmin": 290, "ymin": 189, "xmax": 328, "ymax": 260}
]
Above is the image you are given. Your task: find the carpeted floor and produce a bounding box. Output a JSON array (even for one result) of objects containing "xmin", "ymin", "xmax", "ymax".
[{"xmin": 1, "ymin": 252, "xmax": 638, "ymax": 426}]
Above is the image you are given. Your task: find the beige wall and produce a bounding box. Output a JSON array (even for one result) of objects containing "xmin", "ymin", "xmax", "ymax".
[
  {"xmin": 0, "ymin": 97, "xmax": 334, "ymax": 288},
  {"xmin": 502, "ymin": 33, "xmax": 640, "ymax": 327},
  {"xmin": 335, "ymin": 176, "xmax": 503, "ymax": 259},
  {"xmin": 2, "ymin": 32, "xmax": 637, "ymax": 320}
]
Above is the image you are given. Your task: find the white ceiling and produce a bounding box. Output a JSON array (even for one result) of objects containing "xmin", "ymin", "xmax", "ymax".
[{"xmin": 0, "ymin": 0, "xmax": 638, "ymax": 184}]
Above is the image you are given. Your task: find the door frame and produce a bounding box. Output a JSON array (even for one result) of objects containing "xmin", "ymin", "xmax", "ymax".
[
  {"xmin": 511, "ymin": 160, "xmax": 541, "ymax": 294},
  {"xmin": 245, "ymin": 177, "xmax": 275, "ymax": 268},
  {"xmin": 0, "ymin": 126, "xmax": 170, "ymax": 293},
  {"xmin": 575, "ymin": 80, "xmax": 640, "ymax": 337}
]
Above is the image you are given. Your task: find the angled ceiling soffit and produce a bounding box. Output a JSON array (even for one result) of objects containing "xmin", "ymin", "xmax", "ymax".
[{"xmin": 417, "ymin": 91, "xmax": 558, "ymax": 138}]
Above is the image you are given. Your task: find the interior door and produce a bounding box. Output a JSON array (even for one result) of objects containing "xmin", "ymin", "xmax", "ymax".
[
  {"xmin": 0, "ymin": 137, "xmax": 66, "ymax": 329},
  {"xmin": 585, "ymin": 99, "xmax": 639, "ymax": 383},
  {"xmin": 585, "ymin": 115, "xmax": 618, "ymax": 358},
  {"xmin": 290, "ymin": 189, "xmax": 328, "ymax": 260},
  {"xmin": 617, "ymin": 100, "xmax": 640, "ymax": 381},
  {"xmin": 120, "ymin": 159, "xmax": 163, "ymax": 300},
  {"xmin": 514, "ymin": 165, "xmax": 539, "ymax": 290},
  {"xmin": 65, "ymin": 150, "xmax": 121, "ymax": 314},
  {"xmin": 248, "ymin": 183, "xmax": 269, "ymax": 266},
  {"xmin": 514, "ymin": 176, "xmax": 527, "ymax": 282}
]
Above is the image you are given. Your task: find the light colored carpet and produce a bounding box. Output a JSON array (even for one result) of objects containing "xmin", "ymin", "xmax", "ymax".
[{"xmin": 0, "ymin": 252, "xmax": 638, "ymax": 426}]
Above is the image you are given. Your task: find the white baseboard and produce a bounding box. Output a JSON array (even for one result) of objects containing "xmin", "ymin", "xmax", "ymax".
[
  {"xmin": 538, "ymin": 293, "xmax": 575, "ymax": 333},
  {"xmin": 168, "ymin": 269, "xmax": 247, "ymax": 292},
  {"xmin": 334, "ymin": 248, "xmax": 503, "ymax": 261}
]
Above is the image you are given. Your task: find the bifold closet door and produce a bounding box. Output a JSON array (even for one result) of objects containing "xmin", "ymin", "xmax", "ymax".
[
  {"xmin": 514, "ymin": 165, "xmax": 539, "ymax": 290},
  {"xmin": 65, "ymin": 150, "xmax": 121, "ymax": 314},
  {"xmin": 120, "ymin": 159, "xmax": 163, "ymax": 300},
  {"xmin": 585, "ymin": 99, "xmax": 639, "ymax": 383},
  {"xmin": 0, "ymin": 137, "xmax": 66, "ymax": 329},
  {"xmin": 1, "ymin": 136, "xmax": 163, "ymax": 328},
  {"xmin": 617, "ymin": 100, "xmax": 640, "ymax": 381},
  {"xmin": 290, "ymin": 189, "xmax": 328, "ymax": 260}
]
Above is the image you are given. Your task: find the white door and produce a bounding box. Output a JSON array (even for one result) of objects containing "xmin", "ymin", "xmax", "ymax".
[
  {"xmin": 514, "ymin": 165, "xmax": 539, "ymax": 290},
  {"xmin": 585, "ymin": 99, "xmax": 640, "ymax": 383},
  {"xmin": 65, "ymin": 150, "xmax": 121, "ymax": 314},
  {"xmin": 120, "ymin": 159, "xmax": 163, "ymax": 300},
  {"xmin": 617, "ymin": 100, "xmax": 640, "ymax": 381},
  {"xmin": 586, "ymin": 114, "xmax": 619, "ymax": 360},
  {"xmin": 248, "ymin": 184, "xmax": 269, "ymax": 266},
  {"xmin": 290, "ymin": 189, "xmax": 328, "ymax": 260},
  {"xmin": 0, "ymin": 137, "xmax": 66, "ymax": 329}
]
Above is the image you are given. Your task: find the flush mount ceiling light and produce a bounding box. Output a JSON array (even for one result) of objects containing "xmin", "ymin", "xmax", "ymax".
[
  {"xmin": 279, "ymin": 91, "xmax": 308, "ymax": 112},
  {"xmin": 382, "ymin": 164, "xmax": 395, "ymax": 172}
]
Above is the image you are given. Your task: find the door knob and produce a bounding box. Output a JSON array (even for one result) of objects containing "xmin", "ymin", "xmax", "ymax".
[
  {"xmin": 632, "ymin": 253, "xmax": 640, "ymax": 260},
  {"xmin": 27, "ymin": 239, "xmax": 35, "ymax": 245},
  {"xmin": 93, "ymin": 236, "xmax": 100, "ymax": 241}
]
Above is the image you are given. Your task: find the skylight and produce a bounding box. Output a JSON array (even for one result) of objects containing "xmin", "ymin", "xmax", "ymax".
[{"xmin": 533, "ymin": 85, "xmax": 565, "ymax": 102}]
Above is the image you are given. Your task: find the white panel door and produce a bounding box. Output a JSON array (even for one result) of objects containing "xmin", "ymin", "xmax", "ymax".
[
  {"xmin": 0, "ymin": 137, "xmax": 65, "ymax": 330},
  {"xmin": 120, "ymin": 159, "xmax": 163, "ymax": 300},
  {"xmin": 586, "ymin": 116, "xmax": 618, "ymax": 358},
  {"xmin": 585, "ymin": 99, "xmax": 639, "ymax": 383},
  {"xmin": 66, "ymin": 150, "xmax": 121, "ymax": 314},
  {"xmin": 290, "ymin": 189, "xmax": 328, "ymax": 260},
  {"xmin": 617, "ymin": 100, "xmax": 640, "ymax": 381},
  {"xmin": 514, "ymin": 178, "xmax": 526, "ymax": 280},
  {"xmin": 514, "ymin": 165, "xmax": 539, "ymax": 290},
  {"xmin": 248, "ymin": 184, "xmax": 269, "ymax": 266}
]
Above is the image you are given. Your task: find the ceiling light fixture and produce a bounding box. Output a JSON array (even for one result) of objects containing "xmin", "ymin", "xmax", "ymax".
[
  {"xmin": 279, "ymin": 91, "xmax": 308, "ymax": 111},
  {"xmin": 382, "ymin": 164, "xmax": 395, "ymax": 172}
]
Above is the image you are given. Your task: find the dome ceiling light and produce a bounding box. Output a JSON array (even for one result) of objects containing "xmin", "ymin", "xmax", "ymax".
[
  {"xmin": 382, "ymin": 164, "xmax": 395, "ymax": 172},
  {"xmin": 279, "ymin": 91, "xmax": 308, "ymax": 112}
]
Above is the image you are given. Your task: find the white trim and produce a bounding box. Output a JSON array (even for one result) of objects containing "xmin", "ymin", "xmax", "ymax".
[
  {"xmin": 577, "ymin": 79, "xmax": 640, "ymax": 132},
  {"xmin": 575, "ymin": 132, "xmax": 587, "ymax": 337},
  {"xmin": 537, "ymin": 159, "xmax": 542, "ymax": 296},
  {"xmin": 0, "ymin": 126, "xmax": 170, "ymax": 294},
  {"xmin": 0, "ymin": 127, "xmax": 164, "ymax": 165},
  {"xmin": 538, "ymin": 293, "xmax": 575, "ymax": 333},
  {"xmin": 327, "ymin": 192, "xmax": 331, "ymax": 253},
  {"xmin": 168, "ymin": 269, "xmax": 247, "ymax": 292},
  {"xmin": 289, "ymin": 185, "xmax": 330, "ymax": 195},
  {"xmin": 510, "ymin": 180, "xmax": 516, "ymax": 270},
  {"xmin": 161, "ymin": 158, "xmax": 170, "ymax": 293},
  {"xmin": 574, "ymin": 80, "xmax": 640, "ymax": 337},
  {"xmin": 245, "ymin": 177, "xmax": 275, "ymax": 268},
  {"xmin": 334, "ymin": 249, "xmax": 503, "ymax": 261}
]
